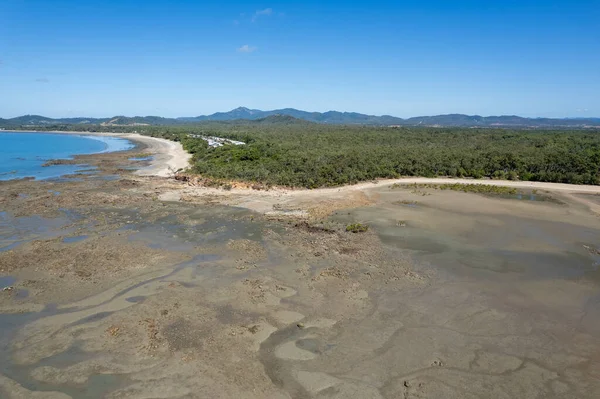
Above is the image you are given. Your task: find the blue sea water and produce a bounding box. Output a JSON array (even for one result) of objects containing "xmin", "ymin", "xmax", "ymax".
[{"xmin": 0, "ymin": 132, "xmax": 134, "ymax": 181}]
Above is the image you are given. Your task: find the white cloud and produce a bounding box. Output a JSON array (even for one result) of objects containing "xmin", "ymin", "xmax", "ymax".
[
  {"xmin": 237, "ymin": 45, "xmax": 257, "ymax": 53},
  {"xmin": 252, "ymin": 8, "xmax": 273, "ymax": 22}
]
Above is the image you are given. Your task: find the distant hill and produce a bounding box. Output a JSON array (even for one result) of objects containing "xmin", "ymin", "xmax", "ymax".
[
  {"xmin": 1, "ymin": 108, "xmax": 599, "ymax": 128},
  {"xmin": 187, "ymin": 106, "xmax": 264, "ymax": 121},
  {"xmin": 2, "ymin": 115, "xmax": 110, "ymax": 125},
  {"xmin": 181, "ymin": 107, "xmax": 406, "ymax": 125},
  {"xmin": 402, "ymin": 114, "xmax": 600, "ymax": 127},
  {"xmin": 0, "ymin": 114, "xmax": 176, "ymax": 127},
  {"xmin": 252, "ymin": 114, "xmax": 313, "ymax": 125},
  {"xmin": 182, "ymin": 107, "xmax": 600, "ymax": 127},
  {"xmin": 100, "ymin": 116, "xmax": 174, "ymax": 126}
]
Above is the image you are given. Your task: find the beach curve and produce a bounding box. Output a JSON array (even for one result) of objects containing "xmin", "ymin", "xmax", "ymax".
[{"xmin": 119, "ymin": 133, "xmax": 192, "ymax": 177}]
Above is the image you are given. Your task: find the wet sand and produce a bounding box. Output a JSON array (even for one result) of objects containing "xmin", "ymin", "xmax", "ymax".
[{"xmin": 1, "ymin": 142, "xmax": 600, "ymax": 398}]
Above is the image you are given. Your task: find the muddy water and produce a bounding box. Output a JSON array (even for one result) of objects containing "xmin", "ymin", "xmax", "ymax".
[
  {"xmin": 1, "ymin": 181, "xmax": 600, "ymax": 398},
  {"xmin": 0, "ymin": 203, "xmax": 266, "ymax": 398},
  {"xmin": 0, "ymin": 254, "xmax": 223, "ymax": 398},
  {"xmin": 335, "ymin": 205, "xmax": 600, "ymax": 281},
  {"xmin": 0, "ymin": 211, "xmax": 73, "ymax": 252},
  {"xmin": 311, "ymin": 187, "xmax": 600, "ymax": 398}
]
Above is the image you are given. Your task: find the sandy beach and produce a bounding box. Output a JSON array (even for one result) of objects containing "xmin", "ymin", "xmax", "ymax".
[
  {"xmin": 119, "ymin": 133, "xmax": 192, "ymax": 177},
  {"xmin": 1, "ymin": 138, "xmax": 599, "ymax": 398}
]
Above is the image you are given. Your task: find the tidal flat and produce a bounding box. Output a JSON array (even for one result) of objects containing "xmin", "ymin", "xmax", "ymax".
[{"xmin": 0, "ymin": 145, "xmax": 599, "ymax": 398}]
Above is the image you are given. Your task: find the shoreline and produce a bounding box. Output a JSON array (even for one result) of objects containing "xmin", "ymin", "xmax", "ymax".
[{"xmin": 1, "ymin": 129, "xmax": 192, "ymax": 178}]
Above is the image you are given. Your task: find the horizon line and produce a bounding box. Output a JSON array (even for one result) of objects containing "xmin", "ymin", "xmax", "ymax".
[{"xmin": 2, "ymin": 109, "xmax": 599, "ymax": 120}]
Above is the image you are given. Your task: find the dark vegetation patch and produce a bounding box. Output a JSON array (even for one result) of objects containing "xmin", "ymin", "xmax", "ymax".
[
  {"xmin": 392, "ymin": 183, "xmax": 519, "ymax": 195},
  {"xmin": 392, "ymin": 183, "xmax": 563, "ymax": 203},
  {"xmin": 346, "ymin": 223, "xmax": 369, "ymax": 233}
]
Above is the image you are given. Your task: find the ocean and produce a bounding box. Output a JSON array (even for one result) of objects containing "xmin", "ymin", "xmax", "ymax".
[{"xmin": 0, "ymin": 132, "xmax": 134, "ymax": 180}]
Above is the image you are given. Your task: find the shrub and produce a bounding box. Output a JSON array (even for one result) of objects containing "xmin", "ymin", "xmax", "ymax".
[{"xmin": 346, "ymin": 223, "xmax": 369, "ymax": 233}]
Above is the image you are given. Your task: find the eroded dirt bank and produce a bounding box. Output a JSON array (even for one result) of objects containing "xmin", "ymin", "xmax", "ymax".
[{"xmin": 1, "ymin": 147, "xmax": 599, "ymax": 398}]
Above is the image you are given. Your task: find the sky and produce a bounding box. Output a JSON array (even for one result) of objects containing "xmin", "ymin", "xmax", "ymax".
[{"xmin": 0, "ymin": 0, "xmax": 599, "ymax": 118}]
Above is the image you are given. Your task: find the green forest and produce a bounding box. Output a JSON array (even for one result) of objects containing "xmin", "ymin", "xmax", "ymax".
[
  {"xmin": 11, "ymin": 123, "xmax": 600, "ymax": 188},
  {"xmin": 147, "ymin": 124, "xmax": 600, "ymax": 188}
]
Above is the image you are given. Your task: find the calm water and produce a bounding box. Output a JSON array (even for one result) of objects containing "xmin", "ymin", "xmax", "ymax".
[{"xmin": 0, "ymin": 132, "xmax": 134, "ymax": 180}]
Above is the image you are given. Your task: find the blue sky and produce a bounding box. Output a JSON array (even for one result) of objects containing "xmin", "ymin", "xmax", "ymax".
[{"xmin": 0, "ymin": 0, "xmax": 598, "ymax": 118}]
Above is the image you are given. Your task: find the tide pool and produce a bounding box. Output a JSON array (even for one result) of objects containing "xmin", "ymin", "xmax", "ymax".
[{"xmin": 0, "ymin": 132, "xmax": 134, "ymax": 180}]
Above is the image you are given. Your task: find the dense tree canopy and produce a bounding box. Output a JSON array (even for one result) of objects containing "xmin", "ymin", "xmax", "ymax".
[{"xmin": 147, "ymin": 124, "xmax": 600, "ymax": 188}]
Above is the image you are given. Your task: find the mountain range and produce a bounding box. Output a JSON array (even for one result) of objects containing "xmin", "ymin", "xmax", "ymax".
[{"xmin": 1, "ymin": 107, "xmax": 599, "ymax": 128}]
